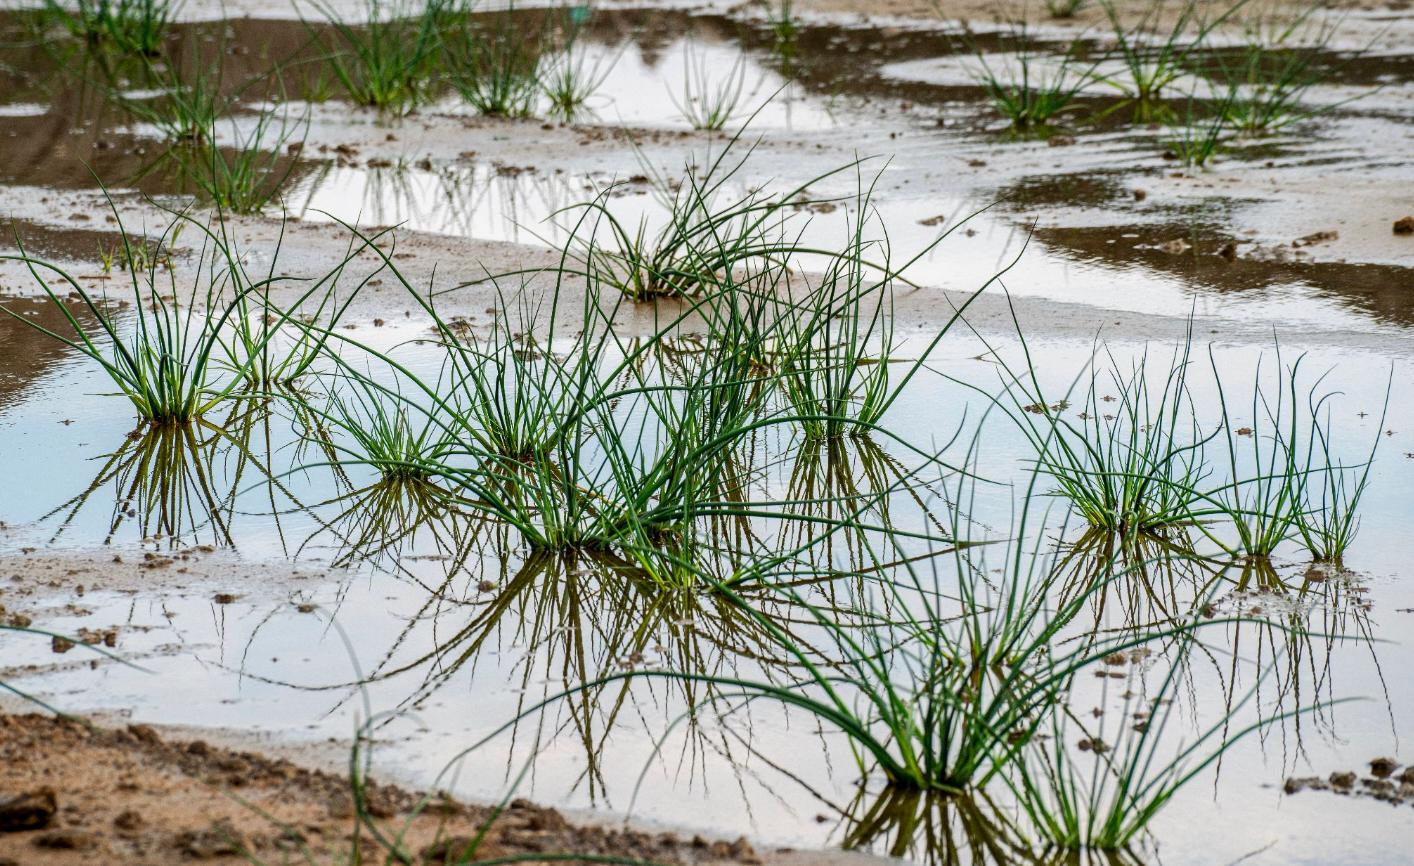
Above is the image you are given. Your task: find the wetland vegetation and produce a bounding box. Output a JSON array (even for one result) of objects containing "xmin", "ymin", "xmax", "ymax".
[{"xmin": 0, "ymin": 0, "xmax": 1411, "ymax": 864}]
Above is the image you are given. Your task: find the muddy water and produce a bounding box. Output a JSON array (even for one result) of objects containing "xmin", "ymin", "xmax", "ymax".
[
  {"xmin": 1, "ymin": 7, "xmax": 1410, "ymax": 332},
  {"xmin": 2, "ymin": 3, "xmax": 1414, "ymax": 864},
  {"xmin": 2, "ymin": 315, "xmax": 1413, "ymax": 864}
]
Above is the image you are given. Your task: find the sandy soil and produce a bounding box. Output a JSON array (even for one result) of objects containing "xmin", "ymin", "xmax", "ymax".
[{"xmin": 0, "ymin": 711, "xmax": 773, "ymax": 865}]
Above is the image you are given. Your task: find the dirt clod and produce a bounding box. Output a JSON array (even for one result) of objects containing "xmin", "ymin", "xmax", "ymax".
[
  {"xmin": 176, "ymin": 820, "xmax": 246, "ymax": 858},
  {"xmin": 113, "ymin": 810, "xmax": 144, "ymax": 834},
  {"xmin": 32, "ymin": 831, "xmax": 93, "ymax": 851},
  {"xmin": 0, "ymin": 788, "xmax": 57, "ymax": 832},
  {"xmin": 1293, "ymin": 230, "xmax": 1338, "ymax": 247}
]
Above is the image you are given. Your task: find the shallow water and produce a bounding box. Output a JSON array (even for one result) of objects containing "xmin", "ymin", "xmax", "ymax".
[
  {"xmin": 2, "ymin": 7, "xmax": 1411, "ymax": 333},
  {"xmin": 2, "ymin": 2, "xmax": 1414, "ymax": 863},
  {"xmin": 2, "ymin": 311, "xmax": 1413, "ymax": 863}
]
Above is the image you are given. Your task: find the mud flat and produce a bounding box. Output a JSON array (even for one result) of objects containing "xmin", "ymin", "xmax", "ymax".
[{"xmin": 1, "ymin": 0, "xmax": 1413, "ymax": 864}]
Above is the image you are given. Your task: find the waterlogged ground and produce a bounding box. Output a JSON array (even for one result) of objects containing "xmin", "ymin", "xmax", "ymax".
[{"xmin": 1, "ymin": 0, "xmax": 1413, "ymax": 864}]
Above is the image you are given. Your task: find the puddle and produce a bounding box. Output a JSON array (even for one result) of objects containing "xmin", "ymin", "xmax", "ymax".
[
  {"xmin": 2, "ymin": 312, "xmax": 1412, "ymax": 863},
  {"xmin": 0, "ymin": 7, "xmax": 1410, "ymax": 333},
  {"xmin": 2, "ymin": 4, "xmax": 1414, "ymax": 864}
]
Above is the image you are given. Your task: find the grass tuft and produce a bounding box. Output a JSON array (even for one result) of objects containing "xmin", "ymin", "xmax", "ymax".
[
  {"xmin": 43, "ymin": 0, "xmax": 175, "ymax": 57},
  {"xmin": 311, "ymin": 0, "xmax": 453, "ymax": 114},
  {"xmin": 972, "ymin": 27, "xmax": 1095, "ymax": 130},
  {"xmin": 670, "ymin": 42, "xmax": 751, "ymax": 131}
]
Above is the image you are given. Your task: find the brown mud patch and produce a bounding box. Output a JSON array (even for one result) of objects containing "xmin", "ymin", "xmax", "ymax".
[{"xmin": 0, "ymin": 712, "xmax": 767, "ymax": 865}]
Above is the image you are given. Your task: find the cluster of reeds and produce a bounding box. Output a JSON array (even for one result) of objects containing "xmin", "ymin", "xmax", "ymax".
[
  {"xmin": 75, "ymin": 31, "xmax": 313, "ymax": 214},
  {"xmin": 307, "ymin": 0, "xmax": 610, "ymax": 121},
  {"xmin": 1209, "ymin": 6, "xmax": 1353, "ymax": 136},
  {"xmin": 309, "ymin": 0, "xmax": 455, "ymax": 114},
  {"xmin": 973, "ymin": 0, "xmax": 1352, "ymax": 167},
  {"xmin": 3, "ymin": 135, "xmax": 1380, "ymax": 861},
  {"xmin": 969, "ymin": 26, "xmax": 1098, "ymax": 131},
  {"xmin": 1, "ymin": 203, "xmax": 379, "ymax": 426},
  {"xmin": 42, "ymin": 0, "xmax": 176, "ymax": 57},
  {"xmin": 986, "ymin": 326, "xmax": 1385, "ymax": 568}
]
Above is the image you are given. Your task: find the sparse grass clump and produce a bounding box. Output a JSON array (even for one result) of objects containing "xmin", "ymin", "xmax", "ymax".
[
  {"xmin": 548, "ymin": 133, "xmax": 879, "ymax": 304},
  {"xmin": 777, "ymin": 202, "xmax": 898, "ymax": 440},
  {"xmin": 540, "ymin": 37, "xmax": 614, "ymax": 121},
  {"xmin": 312, "ymin": 0, "xmax": 453, "ymax": 113},
  {"xmin": 1200, "ymin": 347, "xmax": 1344, "ymax": 563},
  {"xmin": 121, "ymin": 57, "xmax": 226, "ymax": 145},
  {"xmin": 1292, "ymin": 373, "xmax": 1387, "ymax": 565},
  {"xmin": 1097, "ymin": 0, "xmax": 1248, "ymax": 120},
  {"xmin": 1013, "ymin": 629, "xmax": 1310, "ymax": 851},
  {"xmin": 670, "ymin": 43, "xmax": 751, "ymax": 131},
  {"xmin": 174, "ymin": 106, "xmax": 308, "ymax": 214},
  {"xmin": 2, "ymin": 207, "xmax": 372, "ymax": 424},
  {"xmin": 323, "ymin": 376, "xmax": 451, "ymax": 482},
  {"xmin": 972, "ymin": 29, "xmax": 1095, "ymax": 131},
  {"xmin": 1212, "ymin": 10, "xmax": 1349, "ymax": 136},
  {"xmin": 444, "ymin": 4, "xmax": 545, "ymax": 118},
  {"xmin": 1163, "ymin": 90, "xmax": 1231, "ymax": 170},
  {"xmin": 2, "ymin": 218, "xmax": 222, "ymax": 425},
  {"xmin": 214, "ymin": 223, "xmax": 369, "ymax": 391},
  {"xmin": 997, "ymin": 336, "xmax": 1214, "ymax": 534},
  {"xmin": 44, "ymin": 0, "xmax": 176, "ymax": 56}
]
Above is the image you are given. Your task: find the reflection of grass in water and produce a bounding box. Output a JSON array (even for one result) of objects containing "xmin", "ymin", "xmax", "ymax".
[
  {"xmin": 1053, "ymin": 525, "xmax": 1379, "ymax": 749},
  {"xmin": 0, "ymin": 113, "xmax": 1386, "ymax": 859},
  {"xmin": 838, "ymin": 787, "xmax": 1042, "ymax": 866},
  {"xmin": 308, "ymin": 476, "xmax": 465, "ymax": 570},
  {"xmin": 254, "ymin": 541, "xmax": 812, "ymax": 806},
  {"xmin": 778, "ymin": 434, "xmax": 951, "ymax": 578},
  {"xmin": 1207, "ymin": 557, "xmax": 1382, "ymax": 747},
  {"xmin": 1012, "ymin": 621, "xmax": 1324, "ymax": 852},
  {"xmin": 1051, "ymin": 526, "xmax": 1223, "ymax": 635},
  {"xmin": 43, "ymin": 401, "xmax": 305, "ymax": 549},
  {"xmin": 589, "ymin": 481, "xmax": 1210, "ymax": 796}
]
